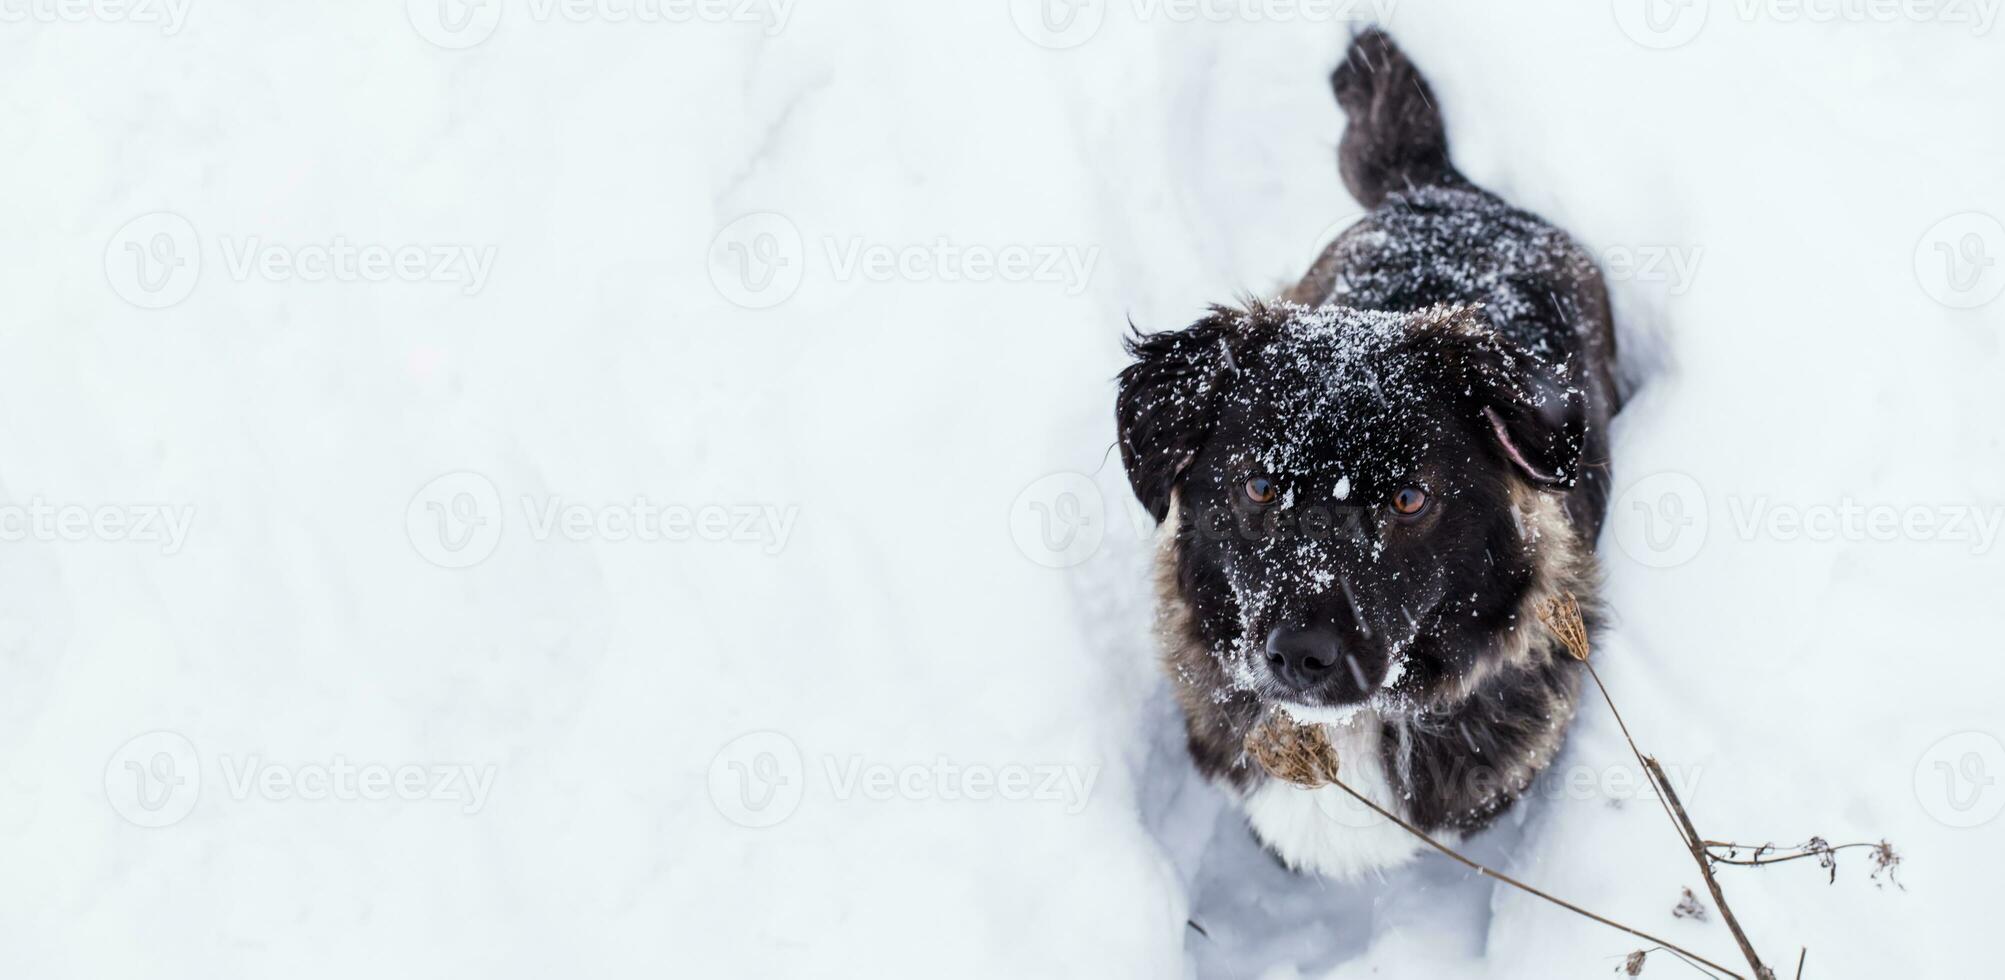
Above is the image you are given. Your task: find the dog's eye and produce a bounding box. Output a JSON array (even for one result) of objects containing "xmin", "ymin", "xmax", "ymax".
[
  {"xmin": 1391, "ymin": 488, "xmax": 1428, "ymax": 516},
  {"xmin": 1244, "ymin": 477, "xmax": 1277, "ymax": 505}
]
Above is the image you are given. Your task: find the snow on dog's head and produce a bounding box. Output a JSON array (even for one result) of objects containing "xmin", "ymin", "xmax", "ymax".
[{"xmin": 1117, "ymin": 301, "xmax": 1587, "ymax": 715}]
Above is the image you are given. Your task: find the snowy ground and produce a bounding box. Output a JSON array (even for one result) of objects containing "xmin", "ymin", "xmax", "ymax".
[{"xmin": 3, "ymin": 1, "xmax": 2002, "ymax": 977}]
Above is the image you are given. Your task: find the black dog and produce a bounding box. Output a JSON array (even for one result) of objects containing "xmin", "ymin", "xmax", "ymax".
[{"xmin": 1116, "ymin": 30, "xmax": 1620, "ymax": 877}]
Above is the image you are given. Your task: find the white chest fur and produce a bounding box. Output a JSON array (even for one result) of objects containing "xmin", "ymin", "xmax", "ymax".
[{"xmin": 1236, "ymin": 714, "xmax": 1439, "ymax": 879}]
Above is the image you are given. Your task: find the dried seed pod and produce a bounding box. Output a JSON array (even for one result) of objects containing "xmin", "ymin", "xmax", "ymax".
[
  {"xmin": 1243, "ymin": 712, "xmax": 1342, "ymax": 787},
  {"xmin": 1535, "ymin": 591, "xmax": 1591, "ymax": 662}
]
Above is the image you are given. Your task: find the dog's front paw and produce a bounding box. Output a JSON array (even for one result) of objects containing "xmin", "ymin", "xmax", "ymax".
[{"xmin": 1243, "ymin": 713, "xmax": 1342, "ymax": 787}]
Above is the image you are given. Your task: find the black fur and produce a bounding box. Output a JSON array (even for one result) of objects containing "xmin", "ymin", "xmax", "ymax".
[{"xmin": 1118, "ymin": 29, "xmax": 1620, "ymax": 841}]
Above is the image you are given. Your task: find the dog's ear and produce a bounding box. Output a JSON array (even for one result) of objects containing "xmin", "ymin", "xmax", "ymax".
[
  {"xmin": 1116, "ymin": 310, "xmax": 1239, "ymax": 521},
  {"xmin": 1416, "ymin": 308, "xmax": 1588, "ymax": 489},
  {"xmin": 1479, "ymin": 366, "xmax": 1587, "ymax": 488}
]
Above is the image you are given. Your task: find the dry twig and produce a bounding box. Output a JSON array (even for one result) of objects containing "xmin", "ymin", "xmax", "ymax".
[{"xmin": 1537, "ymin": 594, "xmax": 1771, "ymax": 979}]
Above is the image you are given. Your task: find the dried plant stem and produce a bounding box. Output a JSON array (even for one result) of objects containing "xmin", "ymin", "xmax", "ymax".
[
  {"xmin": 1646, "ymin": 756, "xmax": 1768, "ymax": 979},
  {"xmin": 1794, "ymin": 947, "xmax": 1807, "ymax": 980},
  {"xmin": 1701, "ymin": 842, "xmax": 1880, "ymax": 867},
  {"xmin": 1579, "ymin": 657, "xmax": 1690, "ymax": 845},
  {"xmin": 1323, "ymin": 776, "xmax": 1745, "ymax": 980},
  {"xmin": 1541, "ymin": 594, "xmax": 1771, "ymax": 980}
]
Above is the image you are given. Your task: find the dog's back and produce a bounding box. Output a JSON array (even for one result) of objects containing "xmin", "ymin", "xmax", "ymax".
[{"xmin": 1291, "ymin": 29, "xmax": 1620, "ymax": 537}]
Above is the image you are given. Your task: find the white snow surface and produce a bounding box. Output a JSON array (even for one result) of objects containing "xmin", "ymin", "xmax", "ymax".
[{"xmin": 3, "ymin": 4, "xmax": 2003, "ymax": 979}]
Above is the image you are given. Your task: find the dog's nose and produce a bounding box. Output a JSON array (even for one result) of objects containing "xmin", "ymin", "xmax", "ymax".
[{"xmin": 1264, "ymin": 626, "xmax": 1342, "ymax": 692}]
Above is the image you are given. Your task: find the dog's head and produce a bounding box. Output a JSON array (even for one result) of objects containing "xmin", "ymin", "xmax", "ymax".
[{"xmin": 1118, "ymin": 302, "xmax": 1585, "ymax": 715}]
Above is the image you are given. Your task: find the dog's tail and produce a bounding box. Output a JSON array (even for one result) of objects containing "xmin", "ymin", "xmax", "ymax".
[{"xmin": 1333, "ymin": 29, "xmax": 1461, "ymax": 208}]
